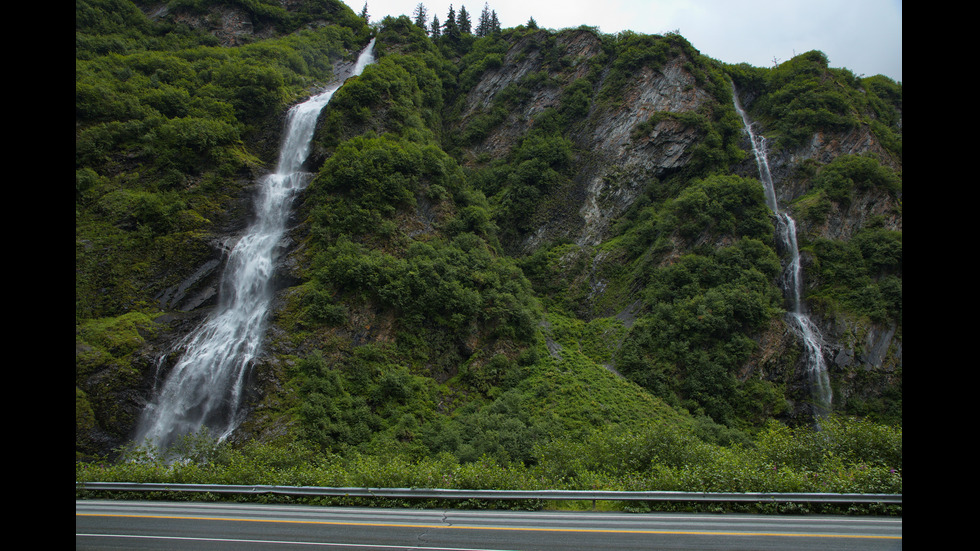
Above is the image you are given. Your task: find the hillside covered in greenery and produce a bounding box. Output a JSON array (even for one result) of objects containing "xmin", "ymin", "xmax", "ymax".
[{"xmin": 76, "ymin": 0, "xmax": 901, "ymax": 510}]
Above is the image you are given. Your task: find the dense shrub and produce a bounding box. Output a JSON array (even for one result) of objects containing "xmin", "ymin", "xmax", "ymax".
[
  {"xmin": 616, "ymin": 238, "xmax": 783, "ymax": 425},
  {"xmin": 317, "ymin": 50, "xmax": 447, "ymax": 147},
  {"xmin": 75, "ymin": 0, "xmax": 364, "ymax": 320},
  {"xmin": 743, "ymin": 50, "xmax": 902, "ymax": 154},
  {"xmin": 80, "ymin": 413, "xmax": 901, "ymax": 513},
  {"xmin": 311, "ymin": 234, "xmax": 539, "ymax": 342},
  {"xmin": 799, "ymin": 155, "xmax": 901, "ymax": 322},
  {"xmin": 808, "ymin": 227, "xmax": 902, "ymax": 323},
  {"xmin": 597, "ymin": 31, "xmax": 696, "ymax": 104},
  {"xmin": 468, "ymin": 112, "xmax": 574, "ymax": 242},
  {"xmin": 810, "ymin": 154, "xmax": 901, "ymax": 206},
  {"xmin": 77, "ymin": 8, "xmax": 900, "ymax": 499},
  {"xmin": 669, "ymin": 174, "xmax": 774, "ymax": 242}
]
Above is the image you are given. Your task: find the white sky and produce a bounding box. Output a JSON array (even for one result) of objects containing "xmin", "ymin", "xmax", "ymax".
[{"xmin": 343, "ymin": 0, "xmax": 902, "ymax": 82}]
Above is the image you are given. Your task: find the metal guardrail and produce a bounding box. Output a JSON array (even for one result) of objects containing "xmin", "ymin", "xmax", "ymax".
[{"xmin": 75, "ymin": 482, "xmax": 901, "ymax": 504}]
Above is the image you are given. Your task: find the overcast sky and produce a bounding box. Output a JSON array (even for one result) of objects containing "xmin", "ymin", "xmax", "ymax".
[{"xmin": 342, "ymin": 0, "xmax": 902, "ymax": 82}]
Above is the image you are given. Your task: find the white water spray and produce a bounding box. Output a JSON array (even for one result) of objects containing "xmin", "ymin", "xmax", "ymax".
[
  {"xmin": 135, "ymin": 40, "xmax": 377, "ymax": 450},
  {"xmin": 732, "ymin": 87, "xmax": 832, "ymax": 419}
]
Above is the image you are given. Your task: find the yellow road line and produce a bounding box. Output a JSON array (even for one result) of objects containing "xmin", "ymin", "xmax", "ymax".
[{"xmin": 77, "ymin": 513, "xmax": 901, "ymax": 540}]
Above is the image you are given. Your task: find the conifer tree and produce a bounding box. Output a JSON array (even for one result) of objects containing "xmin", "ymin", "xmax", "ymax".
[
  {"xmin": 458, "ymin": 5, "xmax": 471, "ymax": 34},
  {"xmin": 477, "ymin": 3, "xmax": 491, "ymax": 36},
  {"xmin": 360, "ymin": 2, "xmax": 369, "ymax": 24},
  {"xmin": 443, "ymin": 5, "xmax": 460, "ymax": 39},
  {"xmin": 431, "ymin": 14, "xmax": 441, "ymax": 38},
  {"xmin": 412, "ymin": 3, "xmax": 428, "ymax": 29}
]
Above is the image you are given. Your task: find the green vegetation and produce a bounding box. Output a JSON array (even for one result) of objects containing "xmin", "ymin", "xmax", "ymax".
[
  {"xmin": 728, "ymin": 50, "xmax": 903, "ymax": 155},
  {"xmin": 597, "ymin": 31, "xmax": 699, "ymax": 105},
  {"xmin": 76, "ymin": 0, "xmax": 368, "ymax": 316},
  {"xmin": 77, "ymin": 1, "xmax": 901, "ymax": 510},
  {"xmin": 76, "ymin": 0, "xmax": 369, "ymax": 445},
  {"xmin": 470, "ymin": 111, "xmax": 575, "ymax": 243},
  {"xmin": 78, "ymin": 414, "xmax": 901, "ymax": 514},
  {"xmin": 615, "ymin": 237, "xmax": 785, "ymax": 426},
  {"xmin": 786, "ymin": 154, "xmax": 902, "ymax": 326}
]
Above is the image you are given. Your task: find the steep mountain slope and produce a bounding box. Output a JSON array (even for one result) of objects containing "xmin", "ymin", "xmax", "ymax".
[
  {"xmin": 76, "ymin": 1, "xmax": 901, "ymax": 462},
  {"xmin": 76, "ymin": 0, "xmax": 374, "ymax": 456}
]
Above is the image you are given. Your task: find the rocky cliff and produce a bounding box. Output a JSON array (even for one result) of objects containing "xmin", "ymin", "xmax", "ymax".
[
  {"xmin": 76, "ymin": 3, "xmax": 901, "ymax": 459},
  {"xmin": 435, "ymin": 25, "xmax": 901, "ymax": 425}
]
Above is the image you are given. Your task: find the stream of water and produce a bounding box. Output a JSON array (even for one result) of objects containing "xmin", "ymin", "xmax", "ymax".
[
  {"xmin": 732, "ymin": 88, "xmax": 833, "ymax": 420},
  {"xmin": 135, "ymin": 40, "xmax": 377, "ymax": 450}
]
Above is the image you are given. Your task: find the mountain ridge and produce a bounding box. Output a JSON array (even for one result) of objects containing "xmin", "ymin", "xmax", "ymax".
[{"xmin": 76, "ymin": 0, "xmax": 901, "ymax": 463}]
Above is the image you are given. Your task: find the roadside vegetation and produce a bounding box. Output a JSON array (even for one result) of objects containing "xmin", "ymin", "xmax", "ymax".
[{"xmin": 78, "ymin": 413, "xmax": 901, "ymax": 514}]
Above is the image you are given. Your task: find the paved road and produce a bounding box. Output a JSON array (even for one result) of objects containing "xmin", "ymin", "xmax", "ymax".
[{"xmin": 76, "ymin": 500, "xmax": 902, "ymax": 550}]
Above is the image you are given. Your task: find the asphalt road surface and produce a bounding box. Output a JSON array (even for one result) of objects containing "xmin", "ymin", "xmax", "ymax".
[{"xmin": 76, "ymin": 500, "xmax": 902, "ymax": 550}]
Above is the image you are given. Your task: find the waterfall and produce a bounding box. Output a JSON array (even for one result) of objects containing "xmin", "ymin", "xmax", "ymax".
[
  {"xmin": 135, "ymin": 39, "xmax": 377, "ymax": 451},
  {"xmin": 732, "ymin": 86, "xmax": 832, "ymax": 420}
]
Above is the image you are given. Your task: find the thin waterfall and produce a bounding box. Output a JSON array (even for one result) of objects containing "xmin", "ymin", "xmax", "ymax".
[
  {"xmin": 732, "ymin": 86, "xmax": 833, "ymax": 420},
  {"xmin": 135, "ymin": 39, "xmax": 377, "ymax": 450}
]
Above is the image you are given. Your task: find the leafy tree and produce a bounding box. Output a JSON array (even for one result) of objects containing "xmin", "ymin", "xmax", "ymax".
[
  {"xmin": 808, "ymin": 225, "xmax": 902, "ymax": 324},
  {"xmin": 613, "ymin": 226, "xmax": 783, "ymax": 425},
  {"xmin": 810, "ymin": 154, "xmax": 901, "ymax": 206},
  {"xmin": 747, "ymin": 50, "xmax": 876, "ymax": 149}
]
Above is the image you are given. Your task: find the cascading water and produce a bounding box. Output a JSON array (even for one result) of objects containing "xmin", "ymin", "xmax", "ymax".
[
  {"xmin": 135, "ymin": 39, "xmax": 377, "ymax": 450},
  {"xmin": 732, "ymin": 86, "xmax": 833, "ymax": 420}
]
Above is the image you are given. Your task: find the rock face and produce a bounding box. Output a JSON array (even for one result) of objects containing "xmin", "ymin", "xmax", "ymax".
[
  {"xmin": 457, "ymin": 30, "xmax": 712, "ymax": 253},
  {"xmin": 143, "ymin": 2, "xmax": 272, "ymax": 47},
  {"xmin": 449, "ymin": 28, "xmax": 901, "ymax": 423},
  {"xmin": 570, "ymin": 60, "xmax": 710, "ymax": 249},
  {"xmin": 78, "ymin": 16, "xmax": 900, "ymax": 457},
  {"xmin": 731, "ymin": 118, "xmax": 901, "ymax": 422},
  {"xmin": 460, "ymin": 31, "xmax": 601, "ymax": 160}
]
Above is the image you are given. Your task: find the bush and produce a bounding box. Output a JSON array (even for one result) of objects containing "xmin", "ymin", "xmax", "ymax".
[
  {"xmin": 749, "ymin": 51, "xmax": 874, "ymax": 149},
  {"xmin": 808, "ymin": 224, "xmax": 902, "ymax": 323},
  {"xmin": 312, "ymin": 233, "xmax": 538, "ymax": 341},
  {"xmin": 616, "ymin": 238, "xmax": 783, "ymax": 424},
  {"xmin": 812, "ymin": 154, "xmax": 901, "ymax": 205}
]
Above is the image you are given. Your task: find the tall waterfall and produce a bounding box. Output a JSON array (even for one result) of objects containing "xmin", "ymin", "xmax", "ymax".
[
  {"xmin": 732, "ymin": 87, "xmax": 833, "ymax": 420},
  {"xmin": 135, "ymin": 39, "xmax": 377, "ymax": 450}
]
